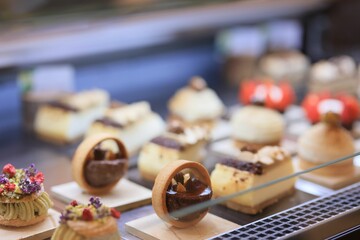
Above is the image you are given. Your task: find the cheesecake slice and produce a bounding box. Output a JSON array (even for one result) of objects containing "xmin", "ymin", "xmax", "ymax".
[
  {"xmin": 211, "ymin": 146, "xmax": 295, "ymax": 214},
  {"xmin": 138, "ymin": 124, "xmax": 209, "ymax": 181},
  {"xmin": 34, "ymin": 89, "xmax": 109, "ymax": 144},
  {"xmin": 87, "ymin": 101, "xmax": 165, "ymax": 156}
]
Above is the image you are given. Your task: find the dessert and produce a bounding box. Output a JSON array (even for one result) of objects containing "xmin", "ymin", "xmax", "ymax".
[
  {"xmin": 138, "ymin": 123, "xmax": 208, "ymax": 181},
  {"xmin": 230, "ymin": 104, "xmax": 284, "ymax": 151},
  {"xmin": 0, "ymin": 163, "xmax": 53, "ymax": 227},
  {"xmin": 52, "ymin": 197, "xmax": 121, "ymax": 240},
  {"xmin": 240, "ymin": 80, "xmax": 295, "ymax": 113},
  {"xmin": 309, "ymin": 55, "xmax": 358, "ymax": 94},
  {"xmin": 168, "ymin": 76, "xmax": 224, "ymax": 130},
  {"xmin": 152, "ymin": 160, "xmax": 212, "ymax": 228},
  {"xmin": 297, "ymin": 112, "xmax": 355, "ymax": 176},
  {"xmin": 87, "ymin": 101, "xmax": 165, "ymax": 155},
  {"xmin": 302, "ymin": 92, "xmax": 360, "ymax": 130},
  {"xmin": 72, "ymin": 134, "xmax": 128, "ymax": 195},
  {"xmin": 258, "ymin": 50, "xmax": 309, "ymax": 86},
  {"xmin": 210, "ymin": 146, "xmax": 295, "ymax": 214},
  {"xmin": 34, "ymin": 89, "xmax": 109, "ymax": 144}
]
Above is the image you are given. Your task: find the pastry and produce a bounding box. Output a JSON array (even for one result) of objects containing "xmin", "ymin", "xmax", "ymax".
[
  {"xmin": 297, "ymin": 112, "xmax": 355, "ymax": 176},
  {"xmin": 240, "ymin": 80, "xmax": 295, "ymax": 113},
  {"xmin": 302, "ymin": 92, "xmax": 360, "ymax": 130},
  {"xmin": 138, "ymin": 123, "xmax": 208, "ymax": 181},
  {"xmin": 230, "ymin": 104, "xmax": 284, "ymax": 151},
  {"xmin": 34, "ymin": 89, "xmax": 109, "ymax": 144},
  {"xmin": 87, "ymin": 101, "xmax": 165, "ymax": 155},
  {"xmin": 52, "ymin": 197, "xmax": 121, "ymax": 240},
  {"xmin": 152, "ymin": 160, "xmax": 212, "ymax": 228},
  {"xmin": 258, "ymin": 50, "xmax": 309, "ymax": 85},
  {"xmin": 72, "ymin": 134, "xmax": 128, "ymax": 195},
  {"xmin": 0, "ymin": 163, "xmax": 53, "ymax": 227},
  {"xmin": 210, "ymin": 146, "xmax": 295, "ymax": 214},
  {"xmin": 309, "ymin": 55, "xmax": 358, "ymax": 94},
  {"xmin": 168, "ymin": 76, "xmax": 224, "ymax": 130}
]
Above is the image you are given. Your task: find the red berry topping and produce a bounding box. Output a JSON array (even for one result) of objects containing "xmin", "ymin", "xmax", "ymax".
[
  {"xmin": 34, "ymin": 172, "xmax": 44, "ymax": 183},
  {"xmin": 3, "ymin": 164, "xmax": 16, "ymax": 178},
  {"xmin": 111, "ymin": 208, "xmax": 121, "ymax": 219},
  {"xmin": 4, "ymin": 183, "xmax": 16, "ymax": 192},
  {"xmin": 82, "ymin": 208, "xmax": 93, "ymax": 221},
  {"xmin": 0, "ymin": 188, "xmax": 3, "ymax": 194},
  {"xmin": 70, "ymin": 200, "xmax": 78, "ymax": 207}
]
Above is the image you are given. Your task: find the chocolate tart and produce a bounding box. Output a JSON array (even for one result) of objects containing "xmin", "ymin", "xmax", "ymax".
[
  {"xmin": 152, "ymin": 160, "xmax": 212, "ymax": 228},
  {"xmin": 72, "ymin": 134, "xmax": 128, "ymax": 195}
]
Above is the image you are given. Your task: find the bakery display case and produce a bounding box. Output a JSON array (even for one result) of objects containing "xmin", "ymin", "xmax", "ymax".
[{"xmin": 0, "ymin": 0, "xmax": 360, "ymax": 239}]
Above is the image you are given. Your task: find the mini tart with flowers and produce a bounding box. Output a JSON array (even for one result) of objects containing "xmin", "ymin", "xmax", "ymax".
[
  {"xmin": 72, "ymin": 134, "xmax": 129, "ymax": 195},
  {"xmin": 152, "ymin": 160, "xmax": 212, "ymax": 228},
  {"xmin": 0, "ymin": 163, "xmax": 53, "ymax": 227},
  {"xmin": 52, "ymin": 197, "xmax": 121, "ymax": 240}
]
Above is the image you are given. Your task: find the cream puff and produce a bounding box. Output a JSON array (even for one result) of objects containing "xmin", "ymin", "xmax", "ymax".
[
  {"xmin": 297, "ymin": 112, "xmax": 355, "ymax": 176},
  {"xmin": 230, "ymin": 104, "xmax": 284, "ymax": 151},
  {"xmin": 87, "ymin": 101, "xmax": 165, "ymax": 156},
  {"xmin": 211, "ymin": 146, "xmax": 295, "ymax": 214},
  {"xmin": 51, "ymin": 197, "xmax": 121, "ymax": 240},
  {"xmin": 168, "ymin": 76, "xmax": 224, "ymax": 130},
  {"xmin": 34, "ymin": 89, "xmax": 109, "ymax": 144},
  {"xmin": 138, "ymin": 123, "xmax": 208, "ymax": 181},
  {"xmin": 0, "ymin": 163, "xmax": 53, "ymax": 227}
]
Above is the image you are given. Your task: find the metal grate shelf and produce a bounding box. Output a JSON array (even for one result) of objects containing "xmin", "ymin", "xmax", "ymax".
[{"xmin": 210, "ymin": 182, "xmax": 360, "ymax": 240}]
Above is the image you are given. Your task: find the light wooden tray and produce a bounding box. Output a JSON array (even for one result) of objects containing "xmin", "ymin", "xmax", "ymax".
[
  {"xmin": 51, "ymin": 179, "xmax": 151, "ymax": 211},
  {"xmin": 0, "ymin": 209, "xmax": 60, "ymax": 240},
  {"xmin": 125, "ymin": 213, "xmax": 239, "ymax": 240}
]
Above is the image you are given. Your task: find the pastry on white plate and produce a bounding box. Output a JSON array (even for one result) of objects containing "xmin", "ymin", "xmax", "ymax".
[
  {"xmin": 34, "ymin": 89, "xmax": 109, "ymax": 144},
  {"xmin": 230, "ymin": 104, "xmax": 284, "ymax": 151},
  {"xmin": 87, "ymin": 101, "xmax": 165, "ymax": 156},
  {"xmin": 168, "ymin": 76, "xmax": 224, "ymax": 130},
  {"xmin": 211, "ymin": 146, "xmax": 295, "ymax": 214},
  {"xmin": 138, "ymin": 123, "xmax": 209, "ymax": 181}
]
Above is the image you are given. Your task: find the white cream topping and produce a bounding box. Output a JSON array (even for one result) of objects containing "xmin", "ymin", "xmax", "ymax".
[
  {"xmin": 61, "ymin": 89, "xmax": 109, "ymax": 110},
  {"xmin": 105, "ymin": 101, "xmax": 152, "ymax": 126},
  {"xmin": 231, "ymin": 106, "xmax": 284, "ymax": 143}
]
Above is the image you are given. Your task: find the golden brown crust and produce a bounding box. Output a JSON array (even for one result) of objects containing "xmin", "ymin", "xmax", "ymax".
[
  {"xmin": 298, "ymin": 157, "xmax": 354, "ymax": 176},
  {"xmin": 72, "ymin": 134, "xmax": 128, "ymax": 195},
  {"xmin": 233, "ymin": 139, "xmax": 280, "ymax": 152},
  {"xmin": 0, "ymin": 212, "xmax": 47, "ymax": 227},
  {"xmin": 152, "ymin": 160, "xmax": 211, "ymax": 228},
  {"xmin": 67, "ymin": 216, "xmax": 118, "ymax": 238},
  {"xmin": 215, "ymin": 187, "xmax": 295, "ymax": 215},
  {"xmin": 0, "ymin": 188, "xmax": 44, "ymax": 203}
]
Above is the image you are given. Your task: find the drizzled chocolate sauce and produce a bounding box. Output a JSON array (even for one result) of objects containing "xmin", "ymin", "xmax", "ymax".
[
  {"xmin": 85, "ymin": 145, "xmax": 127, "ymax": 187},
  {"xmin": 221, "ymin": 158, "xmax": 263, "ymax": 175},
  {"xmin": 166, "ymin": 172, "xmax": 212, "ymax": 221}
]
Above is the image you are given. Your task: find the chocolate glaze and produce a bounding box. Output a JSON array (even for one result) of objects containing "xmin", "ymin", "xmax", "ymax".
[
  {"xmin": 151, "ymin": 136, "xmax": 184, "ymax": 150},
  {"xmin": 166, "ymin": 173, "xmax": 212, "ymax": 221},
  {"xmin": 221, "ymin": 158, "xmax": 263, "ymax": 175},
  {"xmin": 49, "ymin": 102, "xmax": 78, "ymax": 112},
  {"xmin": 95, "ymin": 118, "xmax": 124, "ymax": 129},
  {"xmin": 85, "ymin": 159, "xmax": 127, "ymax": 187}
]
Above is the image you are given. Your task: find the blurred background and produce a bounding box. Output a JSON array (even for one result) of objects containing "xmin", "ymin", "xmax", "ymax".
[{"xmin": 0, "ymin": 0, "xmax": 359, "ymax": 144}]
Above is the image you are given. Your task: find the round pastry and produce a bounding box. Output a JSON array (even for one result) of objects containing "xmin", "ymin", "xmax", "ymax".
[
  {"xmin": 72, "ymin": 134, "xmax": 128, "ymax": 195},
  {"xmin": 230, "ymin": 104, "xmax": 284, "ymax": 150},
  {"xmin": 152, "ymin": 160, "xmax": 212, "ymax": 228},
  {"xmin": 0, "ymin": 163, "xmax": 53, "ymax": 227},
  {"xmin": 52, "ymin": 197, "xmax": 121, "ymax": 240},
  {"xmin": 297, "ymin": 112, "xmax": 355, "ymax": 176},
  {"xmin": 168, "ymin": 76, "xmax": 224, "ymax": 130}
]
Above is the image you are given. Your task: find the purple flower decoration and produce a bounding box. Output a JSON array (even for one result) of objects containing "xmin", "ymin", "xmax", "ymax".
[
  {"xmin": 0, "ymin": 174, "xmax": 8, "ymax": 184},
  {"xmin": 24, "ymin": 163, "xmax": 37, "ymax": 178},
  {"xmin": 89, "ymin": 197, "xmax": 102, "ymax": 209},
  {"xmin": 19, "ymin": 178, "xmax": 41, "ymax": 194}
]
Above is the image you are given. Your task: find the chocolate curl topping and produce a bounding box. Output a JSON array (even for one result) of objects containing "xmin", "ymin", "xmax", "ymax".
[
  {"xmin": 321, "ymin": 111, "xmax": 341, "ymax": 127},
  {"xmin": 189, "ymin": 76, "xmax": 207, "ymax": 91}
]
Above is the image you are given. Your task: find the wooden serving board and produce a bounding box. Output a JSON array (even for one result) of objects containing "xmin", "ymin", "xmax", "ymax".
[
  {"xmin": 51, "ymin": 179, "xmax": 151, "ymax": 211},
  {"xmin": 210, "ymin": 138, "xmax": 297, "ymax": 157},
  {"xmin": 294, "ymin": 158, "xmax": 360, "ymax": 190},
  {"xmin": 125, "ymin": 213, "xmax": 239, "ymax": 240},
  {"xmin": 0, "ymin": 209, "xmax": 60, "ymax": 240}
]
